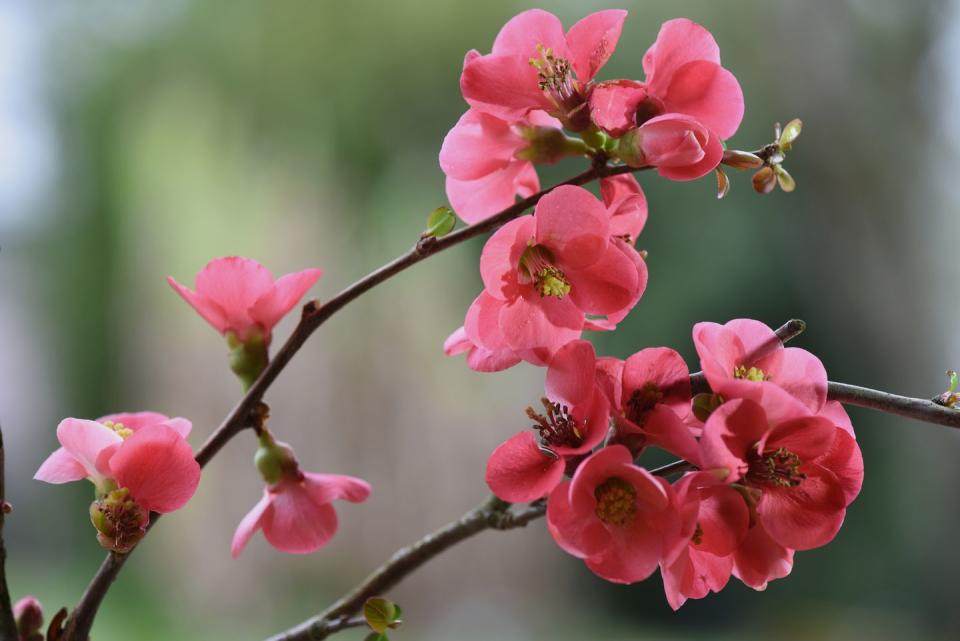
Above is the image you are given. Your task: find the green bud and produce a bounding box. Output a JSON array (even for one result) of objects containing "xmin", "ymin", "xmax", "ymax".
[
  {"xmin": 692, "ymin": 393, "xmax": 724, "ymax": 423},
  {"xmin": 364, "ymin": 597, "xmax": 403, "ymax": 634},
  {"xmin": 227, "ymin": 330, "xmax": 269, "ymax": 392},
  {"xmin": 424, "ymin": 206, "xmax": 456, "ymax": 238},
  {"xmin": 612, "ymin": 128, "xmax": 645, "ymax": 168},
  {"xmin": 254, "ymin": 430, "xmax": 299, "ymax": 485},
  {"xmin": 515, "ymin": 126, "xmax": 589, "ymax": 163},
  {"xmin": 778, "ymin": 118, "xmax": 802, "ymax": 150},
  {"xmin": 774, "ymin": 165, "xmax": 796, "ymax": 192}
]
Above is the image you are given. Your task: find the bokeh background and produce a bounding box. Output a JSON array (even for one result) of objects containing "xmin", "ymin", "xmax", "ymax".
[{"xmin": 1, "ymin": 0, "xmax": 959, "ymax": 639}]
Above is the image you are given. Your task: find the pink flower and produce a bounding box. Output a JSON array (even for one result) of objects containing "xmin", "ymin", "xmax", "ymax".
[
  {"xmin": 232, "ymin": 430, "xmax": 371, "ymax": 557},
  {"xmin": 619, "ymin": 113, "xmax": 724, "ymax": 180},
  {"xmin": 547, "ymin": 445, "xmax": 677, "ymax": 583},
  {"xmin": 34, "ymin": 416, "xmax": 201, "ymax": 552},
  {"xmin": 600, "ymin": 174, "xmax": 648, "ymax": 244},
  {"xmin": 732, "ymin": 521, "xmax": 794, "ymax": 590},
  {"xmin": 232, "ymin": 472, "xmax": 371, "ymax": 557},
  {"xmin": 168, "ymin": 256, "xmax": 322, "ymax": 344},
  {"xmin": 485, "ymin": 340, "xmax": 610, "ymax": 502},
  {"xmin": 462, "ymin": 185, "xmax": 647, "ymax": 367},
  {"xmin": 607, "ymin": 347, "xmax": 701, "ymax": 464},
  {"xmin": 693, "ymin": 318, "xmax": 828, "ymax": 412},
  {"xmin": 461, "ymin": 9, "xmax": 627, "ymax": 129},
  {"xmin": 699, "ymin": 390, "xmax": 864, "ymax": 551},
  {"xmin": 660, "ymin": 472, "xmax": 748, "ymax": 609},
  {"xmin": 442, "ymin": 326, "xmax": 521, "ymax": 373},
  {"xmin": 440, "ymin": 108, "xmax": 563, "ymax": 223},
  {"xmin": 588, "ymin": 19, "xmax": 743, "ymax": 141}
]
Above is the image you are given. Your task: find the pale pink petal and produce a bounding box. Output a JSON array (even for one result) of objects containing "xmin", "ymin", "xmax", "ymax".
[
  {"xmin": 231, "ymin": 491, "xmax": 272, "ymax": 558},
  {"xmin": 693, "ymin": 321, "xmax": 744, "ymax": 391},
  {"xmin": 446, "ymin": 162, "xmax": 538, "ymax": 224},
  {"xmin": 586, "ymin": 513, "xmax": 663, "ymax": 583},
  {"xmin": 480, "ymin": 216, "xmax": 535, "ymax": 300},
  {"xmin": 249, "ymin": 268, "xmax": 322, "ymax": 335},
  {"xmin": 303, "ymin": 472, "xmax": 371, "ymax": 505},
  {"xmin": 774, "ymin": 347, "xmax": 828, "ymax": 412},
  {"xmin": 498, "ymin": 292, "xmax": 584, "ymax": 360},
  {"xmin": 725, "ymin": 318, "xmax": 784, "ymax": 373},
  {"xmin": 818, "ymin": 400, "xmax": 855, "ymax": 438},
  {"xmin": 566, "ymin": 10, "xmax": 627, "ymax": 83},
  {"xmin": 663, "ymin": 60, "xmax": 744, "ymax": 139},
  {"xmin": 464, "ymin": 291, "xmax": 512, "ymax": 352},
  {"xmin": 167, "ymin": 276, "xmax": 230, "ymax": 334},
  {"xmin": 601, "ymin": 174, "xmax": 648, "ymax": 241},
  {"xmin": 461, "ymin": 54, "xmax": 553, "ymax": 121},
  {"xmin": 439, "ymin": 110, "xmax": 526, "ymax": 181},
  {"xmin": 34, "ymin": 447, "xmax": 87, "ymax": 484},
  {"xmin": 466, "ymin": 345, "xmax": 522, "ymax": 372},
  {"xmin": 110, "ymin": 425, "xmax": 201, "ymax": 513},
  {"xmin": 443, "ymin": 327, "xmax": 471, "ymax": 356},
  {"xmin": 535, "ymin": 186, "xmax": 610, "ymax": 270},
  {"xmin": 56, "ymin": 418, "xmax": 123, "ymax": 484},
  {"xmin": 261, "ymin": 482, "xmax": 339, "ymax": 554},
  {"xmin": 566, "ymin": 242, "xmax": 641, "ymax": 316},
  {"xmin": 97, "ymin": 412, "xmax": 167, "ymax": 431},
  {"xmin": 643, "ymin": 405, "xmax": 702, "ymax": 467},
  {"xmin": 588, "ymin": 80, "xmax": 647, "ymax": 137},
  {"xmin": 192, "ymin": 257, "xmax": 276, "ymax": 338},
  {"xmin": 486, "ymin": 431, "xmax": 565, "ymax": 502},
  {"xmin": 491, "ymin": 9, "xmax": 568, "ymax": 58}
]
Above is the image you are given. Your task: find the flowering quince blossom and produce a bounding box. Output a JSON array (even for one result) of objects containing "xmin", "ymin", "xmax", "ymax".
[
  {"xmin": 617, "ymin": 113, "xmax": 724, "ymax": 180},
  {"xmin": 440, "ymin": 107, "xmax": 565, "ymax": 224},
  {"xmin": 34, "ymin": 414, "xmax": 200, "ymax": 553},
  {"xmin": 693, "ymin": 318, "xmax": 829, "ymax": 412},
  {"xmin": 449, "ymin": 185, "xmax": 647, "ymax": 370},
  {"xmin": 699, "ymin": 387, "xmax": 864, "ymax": 553},
  {"xmin": 232, "ymin": 430, "xmax": 371, "ymax": 557},
  {"xmin": 485, "ymin": 340, "xmax": 610, "ymax": 502},
  {"xmin": 589, "ymin": 18, "xmax": 744, "ymax": 141},
  {"xmin": 547, "ymin": 445, "xmax": 679, "ymax": 583},
  {"xmin": 461, "ymin": 9, "xmax": 627, "ymax": 130}
]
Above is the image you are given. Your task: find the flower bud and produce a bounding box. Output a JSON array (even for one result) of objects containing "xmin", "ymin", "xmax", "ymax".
[
  {"xmin": 89, "ymin": 488, "xmax": 148, "ymax": 554},
  {"xmin": 515, "ymin": 126, "xmax": 588, "ymax": 163},
  {"xmin": 721, "ymin": 149, "xmax": 764, "ymax": 170},
  {"xmin": 14, "ymin": 596, "xmax": 43, "ymax": 641},
  {"xmin": 254, "ymin": 430, "xmax": 300, "ymax": 485},
  {"xmin": 226, "ymin": 330, "xmax": 269, "ymax": 392},
  {"xmin": 692, "ymin": 393, "xmax": 724, "ymax": 422}
]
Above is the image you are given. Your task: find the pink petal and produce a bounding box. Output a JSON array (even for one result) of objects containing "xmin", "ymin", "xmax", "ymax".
[
  {"xmin": 97, "ymin": 411, "xmax": 167, "ymax": 432},
  {"xmin": 764, "ymin": 416, "xmax": 836, "ymax": 461},
  {"xmin": 622, "ymin": 347, "xmax": 692, "ymax": 419},
  {"xmin": 110, "ymin": 425, "xmax": 201, "ymax": 513},
  {"xmin": 535, "ymin": 185, "xmax": 609, "ymax": 270},
  {"xmin": 545, "ymin": 339, "xmax": 596, "ymax": 408},
  {"xmin": 565, "ymin": 10, "xmax": 627, "ymax": 83},
  {"xmin": 699, "ymin": 399, "xmax": 768, "ymax": 482},
  {"xmin": 302, "ymin": 472, "xmax": 371, "ymax": 505},
  {"xmin": 56, "ymin": 418, "xmax": 123, "ymax": 484},
  {"xmin": 439, "ymin": 110, "xmax": 526, "ymax": 181},
  {"xmin": 664, "ymin": 60, "xmax": 744, "ymax": 140},
  {"xmin": 231, "ymin": 491, "xmax": 272, "ymax": 558},
  {"xmin": 594, "ymin": 356, "xmax": 625, "ymax": 409},
  {"xmin": 774, "ymin": 347, "xmax": 828, "ymax": 412},
  {"xmin": 261, "ymin": 481, "xmax": 339, "ymax": 554},
  {"xmin": 757, "ymin": 466, "xmax": 847, "ymax": 550},
  {"xmin": 586, "ymin": 511, "xmax": 664, "ymax": 583},
  {"xmin": 446, "ymin": 162, "xmax": 538, "ymax": 224},
  {"xmin": 638, "ymin": 114, "xmax": 724, "ymax": 181},
  {"xmin": 725, "ymin": 318, "xmax": 784, "ymax": 373},
  {"xmin": 566, "ymin": 242, "xmax": 641, "ymax": 316},
  {"xmin": 443, "ymin": 327, "xmax": 471, "ymax": 356},
  {"xmin": 588, "ymin": 80, "xmax": 648, "ymax": 137},
  {"xmin": 601, "ymin": 174, "xmax": 648, "ymax": 241},
  {"xmin": 461, "ymin": 54, "xmax": 552, "ymax": 122},
  {"xmin": 546, "ymin": 480, "xmax": 612, "ymax": 559},
  {"xmin": 695, "ymin": 485, "xmax": 749, "ymax": 556},
  {"xmin": 479, "ymin": 216, "xmax": 535, "ymax": 300},
  {"xmin": 643, "ymin": 19, "xmax": 721, "ymax": 96},
  {"xmin": 466, "ymin": 344, "xmax": 523, "ymax": 372},
  {"xmin": 34, "ymin": 447, "xmax": 87, "ymax": 484},
  {"xmin": 491, "ymin": 9, "xmax": 568, "ymax": 58},
  {"xmin": 464, "ymin": 291, "xmax": 512, "ymax": 352},
  {"xmin": 643, "ymin": 405, "xmax": 702, "ymax": 467},
  {"xmin": 498, "ymin": 292, "xmax": 584, "ymax": 361},
  {"xmin": 193, "ymin": 257, "xmax": 276, "ymax": 339},
  {"xmin": 485, "ymin": 431, "xmax": 565, "ymax": 502},
  {"xmin": 816, "ymin": 428, "xmax": 863, "ymax": 505},
  {"xmin": 249, "ymin": 268, "xmax": 322, "ymax": 335},
  {"xmin": 818, "ymin": 400, "xmax": 855, "ymax": 438},
  {"xmin": 167, "ymin": 276, "xmax": 230, "ymax": 334},
  {"xmin": 732, "ymin": 523, "xmax": 794, "ymax": 590},
  {"xmin": 693, "ymin": 321, "xmax": 744, "ymax": 391}
]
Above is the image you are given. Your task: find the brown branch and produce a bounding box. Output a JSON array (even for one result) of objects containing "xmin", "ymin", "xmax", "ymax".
[
  {"xmin": 827, "ymin": 382, "xmax": 960, "ymax": 428},
  {"xmin": 0, "ymin": 427, "xmax": 18, "ymax": 641},
  {"xmin": 59, "ymin": 162, "xmax": 649, "ymax": 641}
]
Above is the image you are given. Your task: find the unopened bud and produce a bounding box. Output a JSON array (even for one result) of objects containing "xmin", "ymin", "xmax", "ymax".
[
  {"xmin": 752, "ymin": 166, "xmax": 777, "ymax": 194},
  {"xmin": 515, "ymin": 126, "xmax": 588, "ymax": 163},
  {"xmin": 613, "ymin": 128, "xmax": 646, "ymax": 168},
  {"xmin": 721, "ymin": 149, "xmax": 764, "ymax": 170},
  {"xmin": 14, "ymin": 596, "xmax": 43, "ymax": 641},
  {"xmin": 226, "ymin": 330, "xmax": 269, "ymax": 392},
  {"xmin": 89, "ymin": 488, "xmax": 148, "ymax": 554},
  {"xmin": 422, "ymin": 206, "xmax": 455, "ymax": 239},
  {"xmin": 715, "ymin": 167, "xmax": 730, "ymax": 200},
  {"xmin": 778, "ymin": 118, "xmax": 802, "ymax": 150},
  {"xmin": 254, "ymin": 430, "xmax": 300, "ymax": 485}
]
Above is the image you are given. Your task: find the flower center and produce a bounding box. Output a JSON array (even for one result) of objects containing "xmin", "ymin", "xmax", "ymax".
[
  {"xmin": 102, "ymin": 420, "xmax": 133, "ymax": 439},
  {"xmin": 528, "ymin": 44, "xmax": 589, "ymax": 130},
  {"xmin": 746, "ymin": 446, "xmax": 806, "ymax": 488},
  {"xmin": 635, "ymin": 95, "xmax": 665, "ymax": 126},
  {"xmin": 691, "ymin": 522, "xmax": 704, "ymax": 546},
  {"xmin": 89, "ymin": 487, "xmax": 148, "ymax": 554},
  {"xmin": 625, "ymin": 382, "xmax": 663, "ymax": 424},
  {"xmin": 526, "ymin": 397, "xmax": 583, "ymax": 449},
  {"xmin": 519, "ymin": 244, "xmax": 571, "ymax": 298},
  {"xmin": 734, "ymin": 365, "xmax": 768, "ymax": 382},
  {"xmin": 594, "ymin": 477, "xmax": 637, "ymax": 527}
]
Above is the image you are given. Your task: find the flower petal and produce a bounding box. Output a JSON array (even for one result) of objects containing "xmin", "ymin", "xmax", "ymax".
[
  {"xmin": 480, "ymin": 216, "xmax": 535, "ymax": 299},
  {"xmin": 56, "ymin": 418, "xmax": 123, "ymax": 484},
  {"xmin": 249, "ymin": 268, "xmax": 323, "ymax": 335},
  {"xmin": 231, "ymin": 491, "xmax": 272, "ymax": 558},
  {"xmin": 110, "ymin": 425, "xmax": 201, "ymax": 513},
  {"xmin": 757, "ymin": 466, "xmax": 847, "ymax": 550},
  {"xmin": 535, "ymin": 185, "xmax": 609, "ymax": 270},
  {"xmin": 302, "ymin": 472, "xmax": 371, "ymax": 505},
  {"xmin": 486, "ymin": 431, "xmax": 565, "ymax": 502},
  {"xmin": 566, "ymin": 10, "xmax": 627, "ymax": 83},
  {"xmin": 663, "ymin": 60, "xmax": 744, "ymax": 139},
  {"xmin": 261, "ymin": 482, "xmax": 339, "ymax": 554},
  {"xmin": 34, "ymin": 447, "xmax": 87, "ymax": 484}
]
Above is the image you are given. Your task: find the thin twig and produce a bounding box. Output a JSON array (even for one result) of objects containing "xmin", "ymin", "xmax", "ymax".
[
  {"xmin": 828, "ymin": 382, "xmax": 960, "ymax": 428},
  {"xmin": 0, "ymin": 426, "xmax": 18, "ymax": 641},
  {"xmin": 60, "ymin": 162, "xmax": 648, "ymax": 641}
]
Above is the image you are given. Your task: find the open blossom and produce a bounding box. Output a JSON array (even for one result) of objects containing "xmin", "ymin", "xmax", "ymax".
[
  {"xmin": 485, "ymin": 340, "xmax": 609, "ymax": 502},
  {"xmin": 547, "ymin": 445, "xmax": 677, "ymax": 583},
  {"xmin": 461, "ymin": 9, "xmax": 627, "ymax": 129},
  {"xmin": 168, "ymin": 256, "xmax": 322, "ymax": 344},
  {"xmin": 441, "ymin": 107, "xmax": 564, "ymax": 223},
  {"xmin": 618, "ymin": 113, "xmax": 724, "ymax": 180},
  {"xmin": 589, "ymin": 18, "xmax": 743, "ymax": 141},
  {"xmin": 34, "ymin": 415, "xmax": 200, "ymax": 552},
  {"xmin": 693, "ymin": 318, "xmax": 828, "ymax": 412},
  {"xmin": 460, "ymin": 185, "xmax": 647, "ymax": 368},
  {"xmin": 232, "ymin": 431, "xmax": 371, "ymax": 557},
  {"xmin": 699, "ymin": 388, "xmax": 864, "ymax": 552},
  {"xmin": 600, "ymin": 174, "xmax": 648, "ymax": 245}
]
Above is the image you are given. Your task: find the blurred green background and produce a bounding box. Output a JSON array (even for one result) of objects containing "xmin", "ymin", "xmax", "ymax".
[{"xmin": 1, "ymin": 0, "xmax": 958, "ymax": 639}]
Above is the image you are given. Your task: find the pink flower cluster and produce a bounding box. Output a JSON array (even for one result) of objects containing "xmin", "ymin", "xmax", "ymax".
[
  {"xmin": 484, "ymin": 319, "xmax": 863, "ymax": 608},
  {"xmin": 441, "ymin": 10, "xmax": 743, "ymax": 222}
]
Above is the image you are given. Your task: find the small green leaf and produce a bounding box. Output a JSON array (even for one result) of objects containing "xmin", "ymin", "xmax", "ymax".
[
  {"xmin": 775, "ymin": 165, "xmax": 796, "ymax": 192},
  {"xmin": 779, "ymin": 118, "xmax": 802, "ymax": 150},
  {"xmin": 364, "ymin": 633, "xmax": 388, "ymax": 641},
  {"xmin": 424, "ymin": 206, "xmax": 456, "ymax": 238},
  {"xmin": 948, "ymin": 370, "xmax": 958, "ymax": 394},
  {"xmin": 364, "ymin": 597, "xmax": 401, "ymax": 634}
]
